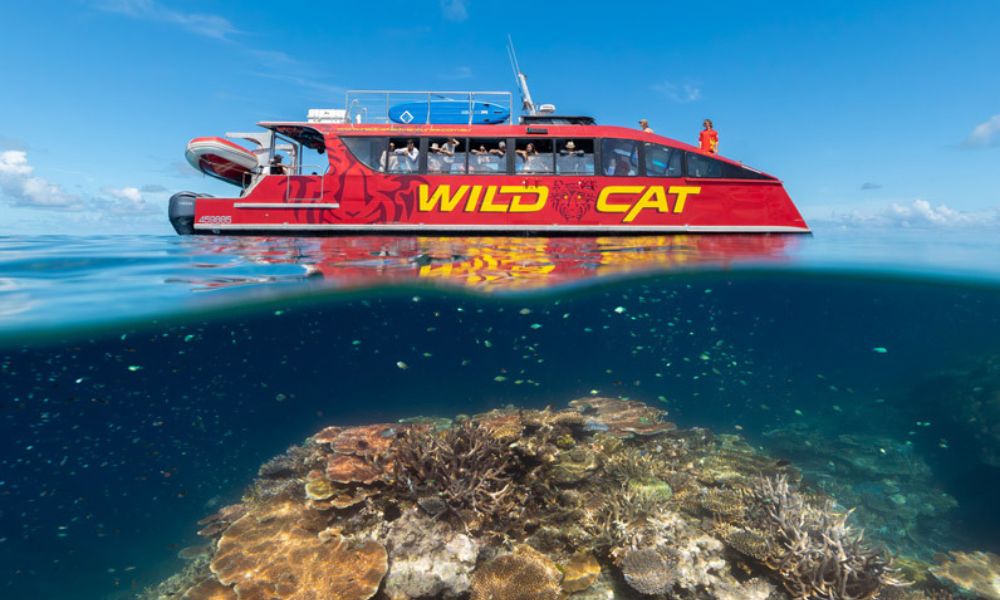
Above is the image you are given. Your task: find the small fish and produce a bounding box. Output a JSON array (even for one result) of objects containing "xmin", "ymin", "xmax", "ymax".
[{"xmin": 396, "ymin": 361, "xmax": 408, "ymax": 370}]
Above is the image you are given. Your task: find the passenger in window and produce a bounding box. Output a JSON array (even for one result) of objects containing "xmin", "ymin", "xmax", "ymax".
[
  {"xmin": 428, "ymin": 142, "xmax": 444, "ymax": 172},
  {"xmin": 440, "ymin": 138, "xmax": 459, "ymax": 172},
  {"xmin": 518, "ymin": 143, "xmax": 548, "ymax": 172},
  {"xmin": 603, "ymin": 141, "xmax": 637, "ymax": 176},
  {"xmin": 268, "ymin": 155, "xmax": 287, "ymax": 175},
  {"xmin": 558, "ymin": 141, "xmax": 583, "ymax": 173},
  {"xmin": 442, "ymin": 137, "xmax": 459, "ymax": 156},
  {"xmin": 639, "ymin": 119, "xmax": 654, "ymax": 134},
  {"xmin": 699, "ymin": 119, "xmax": 719, "ymax": 154},
  {"xmin": 470, "ymin": 144, "xmax": 490, "ymax": 172},
  {"xmin": 380, "ymin": 142, "xmax": 397, "ymax": 172},
  {"xmin": 490, "ymin": 141, "xmax": 506, "ymax": 157},
  {"xmin": 394, "ymin": 139, "xmax": 419, "ymax": 172}
]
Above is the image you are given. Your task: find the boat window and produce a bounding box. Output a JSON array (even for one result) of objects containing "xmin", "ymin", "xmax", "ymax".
[
  {"xmin": 601, "ymin": 139, "xmax": 640, "ymax": 176},
  {"xmin": 685, "ymin": 152, "xmax": 774, "ymax": 180},
  {"xmin": 297, "ymin": 142, "xmax": 329, "ymax": 176},
  {"xmin": 427, "ymin": 137, "xmax": 467, "ymax": 174},
  {"xmin": 555, "ymin": 139, "xmax": 595, "ymax": 175},
  {"xmin": 387, "ymin": 137, "xmax": 420, "ymax": 173},
  {"xmin": 342, "ymin": 136, "xmax": 388, "ymax": 172},
  {"xmin": 515, "ymin": 139, "xmax": 555, "ymax": 174},
  {"xmin": 644, "ymin": 143, "xmax": 682, "ymax": 177},
  {"xmin": 468, "ymin": 138, "xmax": 507, "ymax": 174}
]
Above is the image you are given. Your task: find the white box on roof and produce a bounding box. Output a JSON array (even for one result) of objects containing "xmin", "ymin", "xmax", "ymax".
[{"xmin": 307, "ymin": 108, "xmax": 347, "ymax": 123}]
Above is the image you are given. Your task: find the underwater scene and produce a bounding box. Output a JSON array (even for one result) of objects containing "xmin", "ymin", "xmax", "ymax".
[{"xmin": 2, "ymin": 231, "xmax": 1000, "ymax": 600}]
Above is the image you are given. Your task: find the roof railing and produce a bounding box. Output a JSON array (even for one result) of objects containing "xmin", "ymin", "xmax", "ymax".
[{"xmin": 345, "ymin": 90, "xmax": 514, "ymax": 127}]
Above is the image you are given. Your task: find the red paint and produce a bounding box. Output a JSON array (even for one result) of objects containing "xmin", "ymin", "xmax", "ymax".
[{"xmin": 188, "ymin": 123, "xmax": 808, "ymax": 234}]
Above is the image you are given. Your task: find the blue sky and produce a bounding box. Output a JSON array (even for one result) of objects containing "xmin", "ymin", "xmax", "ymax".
[{"xmin": 1, "ymin": 0, "xmax": 998, "ymax": 234}]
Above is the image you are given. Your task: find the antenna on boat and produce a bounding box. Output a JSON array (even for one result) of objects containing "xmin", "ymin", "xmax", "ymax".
[{"xmin": 507, "ymin": 35, "xmax": 536, "ymax": 115}]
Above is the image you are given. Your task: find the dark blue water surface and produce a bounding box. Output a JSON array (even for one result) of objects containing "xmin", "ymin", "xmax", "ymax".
[{"xmin": 2, "ymin": 226, "xmax": 1000, "ymax": 598}]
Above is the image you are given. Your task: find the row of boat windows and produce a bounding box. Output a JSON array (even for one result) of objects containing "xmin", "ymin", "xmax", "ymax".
[{"xmin": 340, "ymin": 136, "xmax": 773, "ymax": 180}]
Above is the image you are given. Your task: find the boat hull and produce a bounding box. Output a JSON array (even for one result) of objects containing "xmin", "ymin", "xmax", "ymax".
[
  {"xmin": 172, "ymin": 124, "xmax": 809, "ymax": 236},
  {"xmin": 177, "ymin": 174, "xmax": 808, "ymax": 235}
]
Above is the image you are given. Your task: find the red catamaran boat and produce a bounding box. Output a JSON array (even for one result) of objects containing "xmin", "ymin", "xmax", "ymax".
[{"xmin": 170, "ymin": 51, "xmax": 808, "ymax": 236}]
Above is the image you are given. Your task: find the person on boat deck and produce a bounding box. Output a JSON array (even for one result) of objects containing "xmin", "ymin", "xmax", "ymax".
[
  {"xmin": 268, "ymin": 154, "xmax": 288, "ymax": 175},
  {"xmin": 393, "ymin": 139, "xmax": 419, "ymax": 172},
  {"xmin": 558, "ymin": 141, "xmax": 584, "ymax": 173},
  {"xmin": 517, "ymin": 143, "xmax": 548, "ymax": 172},
  {"xmin": 440, "ymin": 138, "xmax": 459, "ymax": 171},
  {"xmin": 380, "ymin": 142, "xmax": 398, "ymax": 172},
  {"xmin": 469, "ymin": 144, "xmax": 491, "ymax": 172},
  {"xmin": 639, "ymin": 119, "xmax": 654, "ymax": 134},
  {"xmin": 699, "ymin": 119, "xmax": 719, "ymax": 154},
  {"xmin": 427, "ymin": 142, "xmax": 444, "ymax": 172}
]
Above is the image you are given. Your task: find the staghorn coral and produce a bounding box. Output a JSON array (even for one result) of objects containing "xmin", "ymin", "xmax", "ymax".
[
  {"xmin": 740, "ymin": 474, "xmax": 898, "ymax": 600},
  {"xmin": 391, "ymin": 421, "xmax": 519, "ymax": 520},
  {"xmin": 929, "ymin": 550, "xmax": 1000, "ymax": 599},
  {"xmin": 470, "ymin": 544, "xmax": 562, "ymax": 600},
  {"xmin": 603, "ymin": 445, "xmax": 669, "ymax": 484}
]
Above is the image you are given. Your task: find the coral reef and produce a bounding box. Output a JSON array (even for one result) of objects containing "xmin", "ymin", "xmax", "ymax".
[
  {"xmin": 929, "ymin": 551, "xmax": 1000, "ymax": 599},
  {"xmin": 470, "ymin": 544, "xmax": 563, "ymax": 600},
  {"xmin": 383, "ymin": 509, "xmax": 479, "ymax": 599},
  {"xmin": 143, "ymin": 397, "xmax": 973, "ymax": 600}
]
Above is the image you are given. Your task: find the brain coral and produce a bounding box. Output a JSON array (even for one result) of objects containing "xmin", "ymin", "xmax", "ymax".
[{"xmin": 470, "ymin": 544, "xmax": 562, "ymax": 600}]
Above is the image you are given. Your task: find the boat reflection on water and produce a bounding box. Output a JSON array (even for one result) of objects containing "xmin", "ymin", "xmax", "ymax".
[{"xmin": 187, "ymin": 234, "xmax": 803, "ymax": 291}]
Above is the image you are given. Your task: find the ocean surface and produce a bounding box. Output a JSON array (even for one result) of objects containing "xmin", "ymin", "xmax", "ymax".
[{"xmin": 2, "ymin": 225, "xmax": 1000, "ymax": 599}]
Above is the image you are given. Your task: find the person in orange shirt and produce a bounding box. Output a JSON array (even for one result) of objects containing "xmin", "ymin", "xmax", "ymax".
[{"xmin": 699, "ymin": 119, "xmax": 719, "ymax": 154}]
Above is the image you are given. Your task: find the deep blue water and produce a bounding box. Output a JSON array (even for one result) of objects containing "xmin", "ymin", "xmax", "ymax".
[{"xmin": 2, "ymin": 227, "xmax": 1000, "ymax": 598}]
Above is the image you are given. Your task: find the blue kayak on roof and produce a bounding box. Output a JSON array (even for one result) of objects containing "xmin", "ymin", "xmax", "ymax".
[{"xmin": 388, "ymin": 100, "xmax": 511, "ymax": 125}]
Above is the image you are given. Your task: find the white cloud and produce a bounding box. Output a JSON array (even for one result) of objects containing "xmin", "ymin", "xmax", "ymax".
[
  {"xmin": 0, "ymin": 150, "xmax": 83, "ymax": 210},
  {"xmin": 94, "ymin": 0, "xmax": 238, "ymax": 40},
  {"xmin": 651, "ymin": 81, "xmax": 702, "ymax": 103},
  {"xmin": 440, "ymin": 0, "xmax": 469, "ymax": 21},
  {"xmin": 963, "ymin": 114, "xmax": 1000, "ymax": 148},
  {"xmin": 101, "ymin": 186, "xmax": 160, "ymax": 215},
  {"xmin": 829, "ymin": 199, "xmax": 994, "ymax": 228}
]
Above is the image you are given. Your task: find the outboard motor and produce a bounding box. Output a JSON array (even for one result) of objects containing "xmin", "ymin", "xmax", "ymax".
[{"xmin": 168, "ymin": 191, "xmax": 210, "ymax": 235}]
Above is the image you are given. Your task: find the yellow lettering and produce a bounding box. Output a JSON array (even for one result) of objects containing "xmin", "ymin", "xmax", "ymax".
[
  {"xmin": 597, "ymin": 186, "xmax": 645, "ymax": 213},
  {"xmin": 464, "ymin": 185, "xmax": 483, "ymax": 212},
  {"xmin": 623, "ymin": 186, "xmax": 670, "ymax": 223},
  {"xmin": 503, "ymin": 185, "xmax": 548, "ymax": 213},
  {"xmin": 418, "ymin": 184, "xmax": 469, "ymax": 212},
  {"xmin": 480, "ymin": 187, "xmax": 509, "ymax": 212},
  {"xmin": 668, "ymin": 186, "xmax": 701, "ymax": 213}
]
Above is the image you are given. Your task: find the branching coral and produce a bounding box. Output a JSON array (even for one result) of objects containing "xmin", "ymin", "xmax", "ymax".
[
  {"xmin": 390, "ymin": 421, "xmax": 519, "ymax": 521},
  {"xmin": 741, "ymin": 474, "xmax": 899, "ymax": 600}
]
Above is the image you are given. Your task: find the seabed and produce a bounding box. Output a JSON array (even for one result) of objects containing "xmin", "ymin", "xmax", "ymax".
[{"xmin": 142, "ymin": 398, "xmax": 999, "ymax": 600}]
